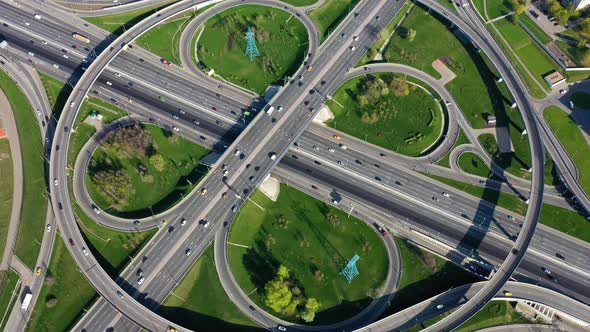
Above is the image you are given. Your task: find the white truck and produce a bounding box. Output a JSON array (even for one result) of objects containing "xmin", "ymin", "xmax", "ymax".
[
  {"xmin": 263, "ymin": 104, "xmax": 275, "ymax": 115},
  {"xmin": 21, "ymin": 292, "xmax": 32, "ymax": 310}
]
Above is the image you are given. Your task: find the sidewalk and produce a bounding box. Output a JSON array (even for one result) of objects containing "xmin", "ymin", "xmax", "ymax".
[{"xmin": 0, "ymin": 89, "xmax": 23, "ymax": 272}]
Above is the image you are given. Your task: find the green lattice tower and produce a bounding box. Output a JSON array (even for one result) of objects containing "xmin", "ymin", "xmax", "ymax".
[
  {"xmin": 245, "ymin": 26, "xmax": 260, "ymax": 61},
  {"xmin": 340, "ymin": 255, "xmax": 360, "ymax": 283}
]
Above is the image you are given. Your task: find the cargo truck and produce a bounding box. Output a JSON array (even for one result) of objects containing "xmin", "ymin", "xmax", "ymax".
[{"xmin": 21, "ymin": 292, "xmax": 32, "ymax": 310}]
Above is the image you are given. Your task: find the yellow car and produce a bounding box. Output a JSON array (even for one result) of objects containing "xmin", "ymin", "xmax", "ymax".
[
  {"xmin": 307, "ymin": 66, "xmax": 313, "ymax": 71},
  {"xmin": 503, "ymin": 291, "xmax": 512, "ymax": 296},
  {"xmin": 333, "ymin": 135, "xmax": 341, "ymax": 140},
  {"xmin": 36, "ymin": 267, "xmax": 42, "ymax": 275},
  {"xmin": 200, "ymin": 188, "xmax": 208, "ymax": 196}
]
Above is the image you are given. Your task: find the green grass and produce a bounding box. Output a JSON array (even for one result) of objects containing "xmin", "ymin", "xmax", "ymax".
[
  {"xmin": 39, "ymin": 73, "xmax": 72, "ymax": 120},
  {"xmin": 229, "ymin": 185, "xmax": 389, "ymax": 324},
  {"xmin": 73, "ymin": 201, "xmax": 156, "ymax": 278},
  {"xmin": 83, "ymin": 2, "xmax": 173, "ymax": 34},
  {"xmin": 565, "ymin": 69, "xmax": 590, "ymax": 83},
  {"xmin": 196, "ymin": 5, "xmax": 308, "ymax": 95},
  {"xmin": 383, "ymin": 6, "xmax": 533, "ymax": 178},
  {"xmin": 383, "ymin": 238, "xmax": 479, "ymax": 317},
  {"xmin": 544, "ymin": 106, "xmax": 590, "ymax": 199},
  {"xmin": 472, "ymin": 0, "xmax": 485, "ymax": 17},
  {"xmin": 571, "ymin": 92, "xmax": 590, "ymax": 109},
  {"xmin": 326, "ymin": 73, "xmax": 444, "ymax": 156},
  {"xmin": 458, "ymin": 152, "xmax": 491, "ymax": 177},
  {"xmin": 494, "ymin": 18, "xmax": 559, "ymax": 82},
  {"xmin": 0, "ymin": 139, "xmax": 14, "ymax": 260},
  {"xmin": 437, "ymin": 129, "xmax": 469, "ymax": 167},
  {"xmin": 0, "ymin": 270, "xmax": 20, "ymax": 331},
  {"xmin": 556, "ymin": 40, "xmax": 590, "ymax": 68},
  {"xmin": 0, "ymin": 69, "xmax": 47, "ymax": 270},
  {"xmin": 309, "ymin": 0, "xmax": 359, "ymax": 43},
  {"xmin": 158, "ymin": 244, "xmax": 261, "ymax": 331},
  {"xmin": 407, "ymin": 301, "xmax": 531, "ymax": 331},
  {"xmin": 26, "ymin": 238, "xmax": 96, "ymax": 332},
  {"xmin": 281, "ymin": 0, "xmax": 318, "ymax": 5},
  {"xmin": 426, "ymin": 173, "xmax": 590, "ymax": 243},
  {"xmin": 519, "ymin": 14, "xmax": 552, "ymax": 45},
  {"xmin": 87, "ymin": 124, "xmax": 210, "ymax": 217},
  {"xmin": 482, "ymin": 0, "xmax": 513, "ymax": 19},
  {"xmin": 358, "ymin": 1, "xmax": 412, "ymax": 66},
  {"xmin": 436, "ymin": 0, "xmax": 457, "ymax": 13},
  {"xmin": 478, "ymin": 131, "xmax": 532, "ymax": 180}
]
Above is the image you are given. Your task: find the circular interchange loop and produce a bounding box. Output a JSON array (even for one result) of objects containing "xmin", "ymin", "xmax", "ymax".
[{"xmin": 48, "ymin": 0, "xmax": 543, "ymax": 331}]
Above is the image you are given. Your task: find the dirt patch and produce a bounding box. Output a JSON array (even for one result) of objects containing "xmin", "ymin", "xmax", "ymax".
[{"xmin": 432, "ymin": 58, "xmax": 457, "ymax": 85}]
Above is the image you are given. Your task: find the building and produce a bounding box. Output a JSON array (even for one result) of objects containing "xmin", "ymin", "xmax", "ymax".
[
  {"xmin": 485, "ymin": 114, "xmax": 496, "ymax": 125},
  {"xmin": 562, "ymin": 0, "xmax": 590, "ymax": 10},
  {"xmin": 543, "ymin": 71, "xmax": 566, "ymax": 87}
]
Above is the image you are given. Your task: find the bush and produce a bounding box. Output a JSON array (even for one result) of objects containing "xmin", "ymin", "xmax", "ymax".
[{"xmin": 46, "ymin": 295, "xmax": 57, "ymax": 308}]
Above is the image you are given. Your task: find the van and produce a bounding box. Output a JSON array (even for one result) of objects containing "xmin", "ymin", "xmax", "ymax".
[{"xmin": 265, "ymin": 106, "xmax": 275, "ymax": 115}]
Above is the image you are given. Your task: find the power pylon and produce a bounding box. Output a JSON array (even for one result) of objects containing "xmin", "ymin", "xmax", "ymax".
[{"xmin": 245, "ymin": 26, "xmax": 260, "ymax": 61}]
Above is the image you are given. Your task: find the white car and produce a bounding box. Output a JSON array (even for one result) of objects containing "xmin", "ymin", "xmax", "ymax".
[
  {"xmin": 24, "ymin": 22, "xmax": 30, "ymax": 26},
  {"xmin": 339, "ymin": 144, "xmax": 347, "ymax": 150},
  {"xmin": 269, "ymin": 153, "xmax": 277, "ymax": 160},
  {"xmin": 185, "ymin": 249, "xmax": 192, "ymax": 256},
  {"xmin": 82, "ymin": 248, "xmax": 89, "ymax": 256},
  {"xmin": 277, "ymin": 106, "xmax": 283, "ymax": 112},
  {"xmin": 328, "ymin": 148, "xmax": 335, "ymax": 153},
  {"xmin": 53, "ymin": 64, "xmax": 59, "ymax": 69},
  {"xmin": 46, "ymin": 224, "xmax": 52, "ymax": 232},
  {"xmin": 350, "ymin": 46, "xmax": 356, "ymax": 51},
  {"xmin": 172, "ymin": 126, "xmax": 180, "ymax": 132},
  {"xmin": 69, "ymin": 102, "xmax": 75, "ymax": 108},
  {"xmin": 41, "ymin": 40, "xmax": 48, "ymax": 45},
  {"xmin": 442, "ymin": 192, "xmax": 450, "ymax": 197},
  {"xmin": 179, "ymin": 109, "xmax": 186, "ymax": 114},
  {"xmin": 106, "ymin": 81, "xmax": 113, "ymax": 86},
  {"xmin": 114, "ymin": 72, "xmax": 121, "ymax": 77},
  {"xmin": 62, "ymin": 54, "xmax": 69, "ymax": 59},
  {"xmin": 203, "ymin": 220, "xmax": 210, "ymax": 228},
  {"xmin": 559, "ymin": 89, "xmax": 566, "ymax": 95},
  {"xmin": 234, "ymin": 149, "xmax": 241, "ymax": 156},
  {"xmin": 34, "ymin": 14, "xmax": 41, "ymax": 20},
  {"xmin": 54, "ymin": 178, "xmax": 58, "ymax": 186},
  {"xmin": 277, "ymin": 326, "xmax": 287, "ymax": 332},
  {"xmin": 436, "ymin": 304, "xmax": 444, "ymax": 310},
  {"xmin": 180, "ymin": 218, "xmax": 187, "ymax": 226},
  {"xmin": 137, "ymin": 276, "xmax": 144, "ymax": 285},
  {"xmin": 28, "ymin": 52, "xmax": 35, "ymax": 57}
]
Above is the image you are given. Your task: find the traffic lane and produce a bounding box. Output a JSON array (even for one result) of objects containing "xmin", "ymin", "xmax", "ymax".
[
  {"xmin": 279, "ymin": 155, "xmax": 590, "ymax": 302},
  {"xmin": 294, "ymin": 135, "xmax": 590, "ymax": 272}
]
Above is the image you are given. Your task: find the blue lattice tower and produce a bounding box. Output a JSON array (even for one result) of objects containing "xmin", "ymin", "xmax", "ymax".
[
  {"xmin": 245, "ymin": 26, "xmax": 260, "ymax": 61},
  {"xmin": 340, "ymin": 255, "xmax": 360, "ymax": 283}
]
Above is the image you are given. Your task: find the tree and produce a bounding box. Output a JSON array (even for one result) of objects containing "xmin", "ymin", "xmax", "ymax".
[
  {"xmin": 581, "ymin": 49, "xmax": 590, "ymax": 67},
  {"xmin": 407, "ymin": 28, "xmax": 416, "ymax": 42},
  {"xmin": 580, "ymin": 18, "xmax": 590, "ymax": 36},
  {"xmin": 277, "ymin": 265, "xmax": 290, "ymax": 281},
  {"xmin": 264, "ymin": 279, "xmax": 293, "ymax": 313},
  {"xmin": 555, "ymin": 9, "xmax": 570, "ymax": 26},
  {"xmin": 300, "ymin": 298, "xmax": 321, "ymax": 322},
  {"xmin": 45, "ymin": 295, "xmax": 58, "ymax": 308},
  {"xmin": 511, "ymin": 0, "xmax": 526, "ymax": 15}
]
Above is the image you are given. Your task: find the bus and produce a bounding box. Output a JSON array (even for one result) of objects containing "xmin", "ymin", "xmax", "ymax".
[{"xmin": 72, "ymin": 33, "xmax": 90, "ymax": 44}]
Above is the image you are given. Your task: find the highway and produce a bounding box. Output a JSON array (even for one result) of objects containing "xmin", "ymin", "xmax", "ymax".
[{"xmin": 0, "ymin": 0, "xmax": 584, "ymax": 330}]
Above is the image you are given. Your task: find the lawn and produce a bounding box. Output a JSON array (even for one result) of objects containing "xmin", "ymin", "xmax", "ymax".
[
  {"xmin": 281, "ymin": 0, "xmax": 318, "ymax": 5},
  {"xmin": 493, "ymin": 18, "xmax": 559, "ymax": 82},
  {"xmin": 571, "ymin": 91, "xmax": 590, "ymax": 109},
  {"xmin": 0, "ymin": 139, "xmax": 14, "ymax": 260},
  {"xmin": 426, "ymin": 173, "xmax": 590, "ymax": 243},
  {"xmin": 382, "ymin": 238, "xmax": 479, "ymax": 317},
  {"xmin": 0, "ymin": 270, "xmax": 19, "ymax": 331},
  {"xmin": 83, "ymin": 2, "xmax": 173, "ymax": 34},
  {"xmin": 158, "ymin": 244, "xmax": 261, "ymax": 331},
  {"xmin": 0, "ymin": 69, "xmax": 47, "ymax": 270},
  {"xmin": 196, "ymin": 5, "xmax": 309, "ymax": 95},
  {"xmin": 483, "ymin": 0, "xmax": 513, "ymax": 20},
  {"xmin": 73, "ymin": 201, "xmax": 156, "ymax": 278},
  {"xmin": 437, "ymin": 129, "xmax": 469, "ymax": 167},
  {"xmin": 87, "ymin": 124, "xmax": 210, "ymax": 218},
  {"xmin": 519, "ymin": 15, "xmax": 552, "ymax": 45},
  {"xmin": 406, "ymin": 301, "xmax": 531, "ymax": 331},
  {"xmin": 39, "ymin": 73, "xmax": 72, "ymax": 120},
  {"xmin": 544, "ymin": 106, "xmax": 590, "ymax": 199},
  {"xmin": 458, "ymin": 152, "xmax": 491, "ymax": 177},
  {"xmin": 26, "ymin": 238, "xmax": 96, "ymax": 332},
  {"xmin": 326, "ymin": 73, "xmax": 444, "ymax": 156},
  {"xmin": 358, "ymin": 1, "xmax": 412, "ymax": 66},
  {"xmin": 309, "ymin": 0, "xmax": 359, "ymax": 43},
  {"xmin": 228, "ymin": 185, "xmax": 389, "ymax": 324},
  {"xmin": 555, "ymin": 40, "xmax": 590, "ymax": 68},
  {"xmin": 478, "ymin": 131, "xmax": 533, "ymax": 181}
]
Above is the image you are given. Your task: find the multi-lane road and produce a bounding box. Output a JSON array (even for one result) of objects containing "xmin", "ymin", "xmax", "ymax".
[{"xmin": 1, "ymin": 0, "xmax": 589, "ymax": 330}]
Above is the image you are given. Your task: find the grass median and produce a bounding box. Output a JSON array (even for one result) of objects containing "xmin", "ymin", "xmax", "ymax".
[
  {"xmin": 196, "ymin": 5, "xmax": 308, "ymax": 95},
  {"xmin": 309, "ymin": 0, "xmax": 360, "ymax": 43},
  {"xmin": 0, "ymin": 139, "xmax": 14, "ymax": 260},
  {"xmin": 83, "ymin": 2, "xmax": 174, "ymax": 35},
  {"xmin": 229, "ymin": 185, "xmax": 388, "ymax": 324},
  {"xmin": 326, "ymin": 73, "xmax": 444, "ymax": 156},
  {"xmin": 158, "ymin": 244, "xmax": 261, "ymax": 331},
  {"xmin": 543, "ymin": 106, "xmax": 590, "ymax": 199},
  {"xmin": 458, "ymin": 152, "xmax": 491, "ymax": 177},
  {"xmin": 0, "ymin": 69, "xmax": 47, "ymax": 270},
  {"xmin": 0, "ymin": 270, "xmax": 20, "ymax": 331}
]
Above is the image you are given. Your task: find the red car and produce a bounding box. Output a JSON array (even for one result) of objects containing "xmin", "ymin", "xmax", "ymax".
[
  {"xmin": 212, "ymin": 106, "xmax": 217, "ymax": 111},
  {"xmin": 377, "ymin": 226, "xmax": 388, "ymax": 237},
  {"xmin": 304, "ymin": 100, "xmax": 310, "ymax": 106},
  {"xmin": 69, "ymin": 238, "xmax": 75, "ymax": 246},
  {"xmin": 161, "ymin": 58, "xmax": 171, "ymax": 66}
]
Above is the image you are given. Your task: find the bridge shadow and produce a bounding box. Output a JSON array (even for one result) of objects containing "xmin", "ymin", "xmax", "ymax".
[{"xmin": 156, "ymin": 306, "xmax": 264, "ymax": 332}]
